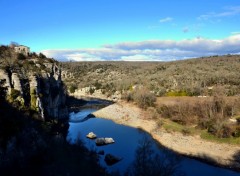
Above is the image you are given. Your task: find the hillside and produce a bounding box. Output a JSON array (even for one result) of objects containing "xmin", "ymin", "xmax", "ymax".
[
  {"xmin": 61, "ymin": 55, "xmax": 240, "ymax": 145},
  {"xmin": 61, "ymin": 55, "xmax": 240, "ymax": 97}
]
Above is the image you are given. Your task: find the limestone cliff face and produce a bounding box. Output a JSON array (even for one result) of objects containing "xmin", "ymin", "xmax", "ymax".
[
  {"xmin": 0, "ymin": 69, "xmax": 11, "ymax": 93},
  {"xmin": 37, "ymin": 65, "xmax": 68, "ymax": 120},
  {"xmin": 0, "ymin": 64, "xmax": 68, "ymax": 120}
]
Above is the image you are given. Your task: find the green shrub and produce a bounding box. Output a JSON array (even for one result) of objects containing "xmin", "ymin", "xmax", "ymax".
[
  {"xmin": 208, "ymin": 121, "xmax": 234, "ymax": 138},
  {"xmin": 10, "ymin": 89, "xmax": 21, "ymax": 99},
  {"xmin": 69, "ymin": 85, "xmax": 78, "ymax": 93},
  {"xmin": 166, "ymin": 90, "xmax": 188, "ymax": 97},
  {"xmin": 39, "ymin": 52, "xmax": 47, "ymax": 59},
  {"xmin": 233, "ymin": 125, "xmax": 240, "ymax": 137},
  {"xmin": 17, "ymin": 53, "xmax": 26, "ymax": 60},
  {"xmin": 182, "ymin": 128, "xmax": 191, "ymax": 135},
  {"xmin": 89, "ymin": 87, "xmax": 95, "ymax": 95},
  {"xmin": 93, "ymin": 81, "xmax": 102, "ymax": 90},
  {"xmin": 122, "ymin": 91, "xmax": 134, "ymax": 102},
  {"xmin": 30, "ymin": 88, "xmax": 37, "ymax": 110}
]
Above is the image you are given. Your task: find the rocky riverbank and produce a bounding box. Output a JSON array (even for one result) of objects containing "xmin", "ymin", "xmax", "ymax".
[{"xmin": 93, "ymin": 101, "xmax": 240, "ymax": 171}]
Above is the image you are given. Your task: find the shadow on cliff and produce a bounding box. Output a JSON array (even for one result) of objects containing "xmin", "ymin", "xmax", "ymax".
[{"xmin": 0, "ymin": 83, "xmax": 110, "ymax": 176}]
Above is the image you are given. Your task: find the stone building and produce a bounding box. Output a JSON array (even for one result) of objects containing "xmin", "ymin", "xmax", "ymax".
[{"xmin": 14, "ymin": 45, "xmax": 30, "ymax": 55}]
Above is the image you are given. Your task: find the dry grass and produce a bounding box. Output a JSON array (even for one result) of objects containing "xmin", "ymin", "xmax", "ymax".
[{"xmin": 157, "ymin": 96, "xmax": 239, "ymax": 108}]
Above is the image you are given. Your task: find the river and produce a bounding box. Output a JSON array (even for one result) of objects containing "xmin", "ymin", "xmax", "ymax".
[{"xmin": 66, "ymin": 100, "xmax": 240, "ymax": 175}]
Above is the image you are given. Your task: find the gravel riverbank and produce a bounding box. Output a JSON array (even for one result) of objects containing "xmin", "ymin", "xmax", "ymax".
[{"xmin": 92, "ymin": 101, "xmax": 240, "ymax": 171}]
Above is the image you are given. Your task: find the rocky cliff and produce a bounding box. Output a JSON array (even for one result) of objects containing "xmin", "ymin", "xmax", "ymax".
[{"xmin": 0, "ymin": 45, "xmax": 68, "ymax": 120}]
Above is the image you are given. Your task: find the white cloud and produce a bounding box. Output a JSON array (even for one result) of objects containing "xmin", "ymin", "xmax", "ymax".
[
  {"xmin": 121, "ymin": 54, "xmax": 157, "ymax": 61},
  {"xmin": 231, "ymin": 31, "xmax": 240, "ymax": 35},
  {"xmin": 64, "ymin": 53, "xmax": 104, "ymax": 61},
  {"xmin": 42, "ymin": 34, "xmax": 240, "ymax": 62},
  {"xmin": 198, "ymin": 6, "xmax": 240, "ymax": 20},
  {"xmin": 159, "ymin": 17, "xmax": 173, "ymax": 23}
]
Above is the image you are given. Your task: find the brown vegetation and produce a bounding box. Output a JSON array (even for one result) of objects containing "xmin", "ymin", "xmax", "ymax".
[
  {"xmin": 61, "ymin": 55, "xmax": 240, "ymax": 139},
  {"xmin": 156, "ymin": 95, "xmax": 240, "ymax": 138},
  {"xmin": 61, "ymin": 55, "xmax": 240, "ymax": 97},
  {"xmin": 122, "ymin": 87, "xmax": 156, "ymax": 109}
]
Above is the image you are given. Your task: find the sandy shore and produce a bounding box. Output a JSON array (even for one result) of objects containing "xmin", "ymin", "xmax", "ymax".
[{"xmin": 93, "ymin": 101, "xmax": 240, "ymax": 171}]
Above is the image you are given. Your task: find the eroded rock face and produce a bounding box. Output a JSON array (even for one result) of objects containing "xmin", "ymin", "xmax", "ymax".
[
  {"xmin": 0, "ymin": 69, "xmax": 11, "ymax": 93},
  {"xmin": 11, "ymin": 73, "xmax": 22, "ymax": 94},
  {"xmin": 34, "ymin": 65, "xmax": 68, "ymax": 120},
  {"xmin": 0, "ymin": 63, "xmax": 68, "ymax": 120}
]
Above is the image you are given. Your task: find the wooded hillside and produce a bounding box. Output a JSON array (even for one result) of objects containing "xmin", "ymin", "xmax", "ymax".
[{"xmin": 61, "ymin": 55, "xmax": 240, "ymax": 96}]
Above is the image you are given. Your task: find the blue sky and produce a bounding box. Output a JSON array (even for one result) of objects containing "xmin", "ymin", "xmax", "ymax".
[{"xmin": 0, "ymin": 0, "xmax": 240, "ymax": 61}]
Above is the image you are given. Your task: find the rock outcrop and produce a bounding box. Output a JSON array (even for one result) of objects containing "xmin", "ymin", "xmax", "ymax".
[
  {"xmin": 0, "ymin": 58, "xmax": 68, "ymax": 119},
  {"xmin": 11, "ymin": 72, "xmax": 23, "ymax": 94},
  {"xmin": 0, "ymin": 69, "xmax": 11, "ymax": 93}
]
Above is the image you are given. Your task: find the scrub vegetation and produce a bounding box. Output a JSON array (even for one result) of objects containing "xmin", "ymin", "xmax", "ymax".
[
  {"xmin": 62, "ymin": 55, "xmax": 240, "ymax": 141},
  {"xmin": 62, "ymin": 55, "xmax": 240, "ymax": 97}
]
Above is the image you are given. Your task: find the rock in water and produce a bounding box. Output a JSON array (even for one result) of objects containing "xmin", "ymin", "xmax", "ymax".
[
  {"xmin": 86, "ymin": 132, "xmax": 97, "ymax": 139},
  {"xmin": 104, "ymin": 137, "xmax": 115, "ymax": 144},
  {"xmin": 104, "ymin": 154, "xmax": 122, "ymax": 166},
  {"xmin": 95, "ymin": 137, "xmax": 115, "ymax": 146},
  {"xmin": 95, "ymin": 138, "xmax": 106, "ymax": 146}
]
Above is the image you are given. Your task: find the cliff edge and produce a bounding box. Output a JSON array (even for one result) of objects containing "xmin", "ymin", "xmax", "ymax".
[{"xmin": 0, "ymin": 45, "xmax": 68, "ymax": 120}]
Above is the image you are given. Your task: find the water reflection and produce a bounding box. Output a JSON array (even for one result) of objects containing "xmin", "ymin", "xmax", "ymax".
[{"xmin": 67, "ymin": 107, "xmax": 240, "ymax": 176}]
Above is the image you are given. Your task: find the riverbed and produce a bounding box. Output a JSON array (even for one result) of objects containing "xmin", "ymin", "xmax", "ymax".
[{"xmin": 67, "ymin": 101, "xmax": 240, "ymax": 175}]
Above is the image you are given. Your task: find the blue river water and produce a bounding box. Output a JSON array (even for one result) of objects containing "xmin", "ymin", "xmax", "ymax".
[{"xmin": 67, "ymin": 108, "xmax": 240, "ymax": 176}]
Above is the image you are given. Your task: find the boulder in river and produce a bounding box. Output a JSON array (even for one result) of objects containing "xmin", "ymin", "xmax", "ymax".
[
  {"xmin": 86, "ymin": 132, "xmax": 97, "ymax": 139},
  {"xmin": 104, "ymin": 137, "xmax": 115, "ymax": 144},
  {"xmin": 95, "ymin": 137, "xmax": 115, "ymax": 146},
  {"xmin": 95, "ymin": 138, "xmax": 106, "ymax": 146},
  {"xmin": 104, "ymin": 154, "xmax": 122, "ymax": 166}
]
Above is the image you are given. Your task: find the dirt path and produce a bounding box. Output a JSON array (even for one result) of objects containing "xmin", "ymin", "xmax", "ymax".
[{"xmin": 93, "ymin": 101, "xmax": 240, "ymax": 170}]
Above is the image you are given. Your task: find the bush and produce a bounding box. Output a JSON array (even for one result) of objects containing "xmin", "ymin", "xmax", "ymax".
[
  {"xmin": 122, "ymin": 91, "xmax": 134, "ymax": 102},
  {"xmin": 93, "ymin": 81, "xmax": 102, "ymax": 90},
  {"xmin": 166, "ymin": 90, "xmax": 188, "ymax": 97},
  {"xmin": 158, "ymin": 103, "xmax": 198, "ymax": 125},
  {"xmin": 10, "ymin": 89, "xmax": 21, "ymax": 99},
  {"xmin": 39, "ymin": 52, "xmax": 47, "ymax": 59},
  {"xmin": 233, "ymin": 125, "xmax": 240, "ymax": 137},
  {"xmin": 30, "ymin": 88, "xmax": 37, "ymax": 110},
  {"xmin": 133, "ymin": 88, "xmax": 156, "ymax": 109},
  {"xmin": 17, "ymin": 53, "xmax": 26, "ymax": 60},
  {"xmin": 207, "ymin": 120, "xmax": 234, "ymax": 138},
  {"xmin": 69, "ymin": 85, "xmax": 78, "ymax": 93},
  {"xmin": 122, "ymin": 87, "xmax": 156, "ymax": 109},
  {"xmin": 182, "ymin": 128, "xmax": 191, "ymax": 135},
  {"xmin": 89, "ymin": 87, "xmax": 95, "ymax": 95},
  {"xmin": 221, "ymin": 125, "xmax": 234, "ymax": 138}
]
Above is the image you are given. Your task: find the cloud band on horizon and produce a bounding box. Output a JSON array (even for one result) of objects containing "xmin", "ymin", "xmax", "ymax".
[{"xmin": 42, "ymin": 34, "xmax": 240, "ymax": 62}]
